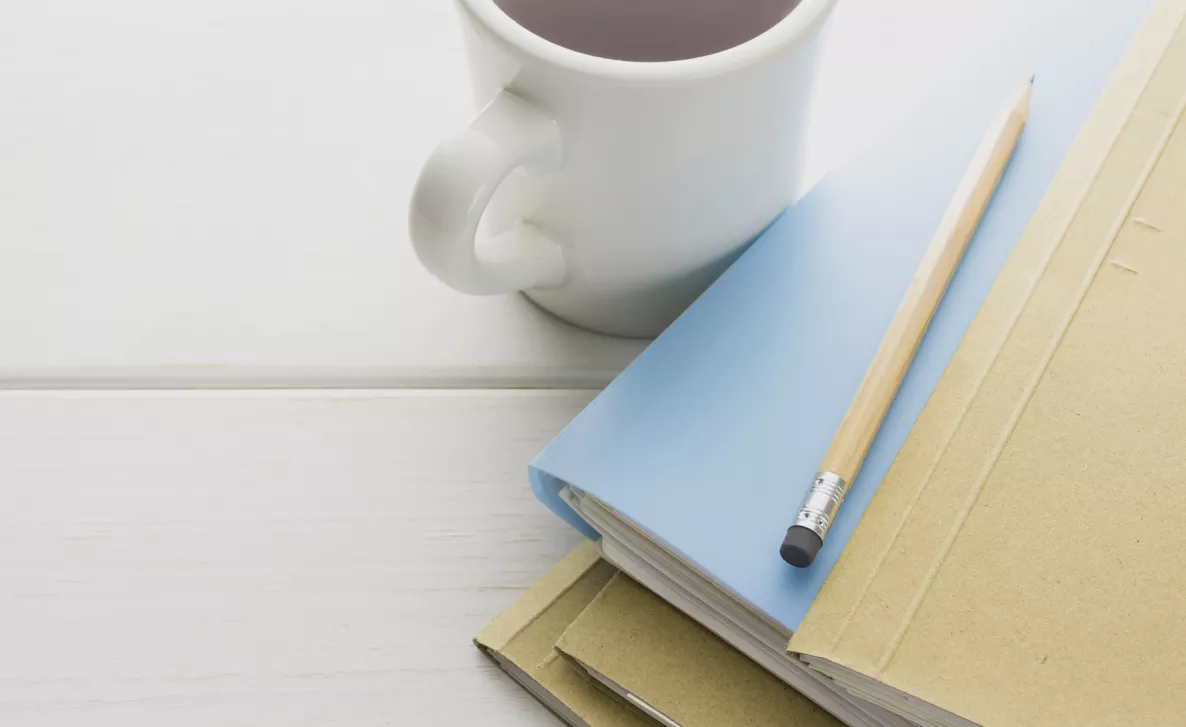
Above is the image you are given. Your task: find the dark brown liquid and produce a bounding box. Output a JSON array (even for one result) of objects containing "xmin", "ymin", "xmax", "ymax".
[{"xmin": 494, "ymin": 0, "xmax": 803, "ymax": 62}]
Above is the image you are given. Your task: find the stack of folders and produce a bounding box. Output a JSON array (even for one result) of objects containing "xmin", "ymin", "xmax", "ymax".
[
  {"xmin": 476, "ymin": 541, "xmax": 841, "ymax": 727},
  {"xmin": 476, "ymin": 1, "xmax": 1186, "ymax": 725}
]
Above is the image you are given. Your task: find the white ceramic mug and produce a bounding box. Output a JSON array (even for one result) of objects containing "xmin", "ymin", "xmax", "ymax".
[{"xmin": 409, "ymin": 0, "xmax": 838, "ymax": 338}]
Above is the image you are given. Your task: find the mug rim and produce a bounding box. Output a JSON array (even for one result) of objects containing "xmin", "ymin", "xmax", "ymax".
[{"xmin": 457, "ymin": 0, "xmax": 839, "ymax": 81}]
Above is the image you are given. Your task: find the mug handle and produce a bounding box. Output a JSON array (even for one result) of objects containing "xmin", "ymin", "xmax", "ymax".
[{"xmin": 409, "ymin": 90, "xmax": 567, "ymax": 294}]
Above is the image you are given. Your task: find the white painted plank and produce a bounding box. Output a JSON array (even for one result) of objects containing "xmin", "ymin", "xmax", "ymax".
[
  {"xmin": 0, "ymin": 390, "xmax": 593, "ymax": 726},
  {"xmin": 0, "ymin": 0, "xmax": 644, "ymax": 388},
  {"xmin": 0, "ymin": 0, "xmax": 1105, "ymax": 388}
]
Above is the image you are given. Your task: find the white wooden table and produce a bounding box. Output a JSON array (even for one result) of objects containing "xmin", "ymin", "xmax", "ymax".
[{"xmin": 0, "ymin": 1, "xmax": 1095, "ymax": 723}]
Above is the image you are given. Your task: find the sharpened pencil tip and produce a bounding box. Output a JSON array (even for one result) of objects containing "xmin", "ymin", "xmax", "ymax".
[{"xmin": 1030, "ymin": 73, "xmax": 1036, "ymax": 84}]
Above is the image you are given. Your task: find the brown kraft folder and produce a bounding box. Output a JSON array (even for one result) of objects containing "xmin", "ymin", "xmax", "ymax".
[
  {"xmin": 558, "ymin": 572, "xmax": 841, "ymax": 727},
  {"xmin": 790, "ymin": 2, "xmax": 1186, "ymax": 726},
  {"xmin": 474, "ymin": 541, "xmax": 655, "ymax": 727}
]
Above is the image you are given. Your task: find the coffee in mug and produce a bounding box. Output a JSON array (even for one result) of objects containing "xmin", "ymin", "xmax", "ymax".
[{"xmin": 493, "ymin": 0, "xmax": 805, "ymax": 62}]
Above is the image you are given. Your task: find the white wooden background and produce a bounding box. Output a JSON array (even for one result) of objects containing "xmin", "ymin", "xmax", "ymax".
[
  {"xmin": 0, "ymin": 391, "xmax": 592, "ymax": 726},
  {"xmin": 0, "ymin": 0, "xmax": 1100, "ymax": 724}
]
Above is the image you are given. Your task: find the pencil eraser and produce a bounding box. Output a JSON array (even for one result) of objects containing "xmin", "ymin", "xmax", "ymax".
[{"xmin": 780, "ymin": 526, "xmax": 822, "ymax": 568}]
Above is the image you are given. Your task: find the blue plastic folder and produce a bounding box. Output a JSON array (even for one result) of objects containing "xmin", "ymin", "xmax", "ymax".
[{"xmin": 529, "ymin": 1, "xmax": 1151, "ymax": 633}]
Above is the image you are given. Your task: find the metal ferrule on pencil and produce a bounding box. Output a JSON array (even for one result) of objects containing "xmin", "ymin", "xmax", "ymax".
[{"xmin": 793, "ymin": 471, "xmax": 849, "ymax": 540}]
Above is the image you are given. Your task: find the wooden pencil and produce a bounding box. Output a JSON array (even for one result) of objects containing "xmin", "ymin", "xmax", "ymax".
[{"xmin": 780, "ymin": 78, "xmax": 1034, "ymax": 568}]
